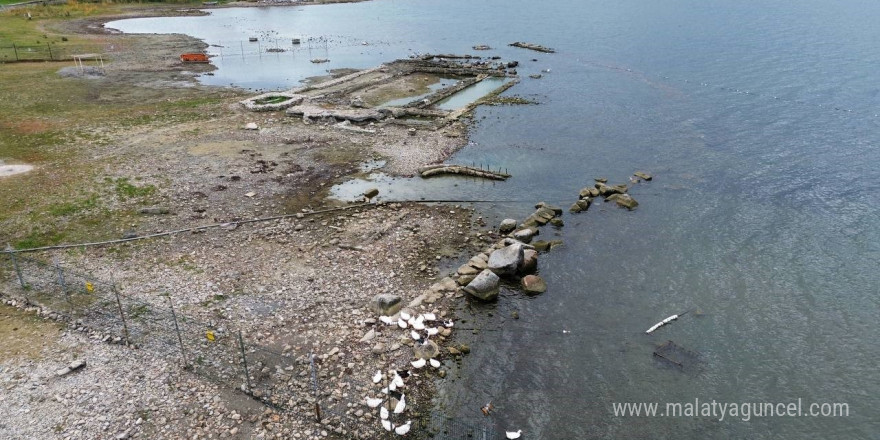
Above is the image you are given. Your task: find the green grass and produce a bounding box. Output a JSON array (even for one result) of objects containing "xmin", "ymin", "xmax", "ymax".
[
  {"xmin": 14, "ymin": 230, "xmax": 66, "ymax": 250},
  {"xmin": 253, "ymin": 96, "xmax": 289, "ymax": 105},
  {"xmin": 0, "ymin": 3, "xmax": 241, "ymax": 251},
  {"xmin": 48, "ymin": 195, "xmax": 98, "ymax": 216},
  {"xmin": 110, "ymin": 177, "xmax": 156, "ymax": 200}
]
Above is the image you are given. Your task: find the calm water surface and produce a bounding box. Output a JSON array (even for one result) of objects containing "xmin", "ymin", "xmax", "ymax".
[{"xmin": 109, "ymin": 1, "xmax": 880, "ymax": 438}]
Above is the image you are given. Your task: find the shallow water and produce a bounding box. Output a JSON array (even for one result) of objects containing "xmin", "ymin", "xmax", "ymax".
[{"xmin": 109, "ymin": 1, "xmax": 880, "ymax": 438}]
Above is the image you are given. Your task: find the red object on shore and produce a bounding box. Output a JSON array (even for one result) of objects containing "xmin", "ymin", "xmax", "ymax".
[{"xmin": 180, "ymin": 53, "xmax": 209, "ymax": 63}]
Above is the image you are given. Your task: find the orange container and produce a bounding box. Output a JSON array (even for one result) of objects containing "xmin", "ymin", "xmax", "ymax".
[{"xmin": 180, "ymin": 53, "xmax": 209, "ymax": 63}]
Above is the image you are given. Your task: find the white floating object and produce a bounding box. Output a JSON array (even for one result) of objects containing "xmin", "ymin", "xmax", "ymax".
[
  {"xmin": 411, "ymin": 358, "xmax": 426, "ymax": 369},
  {"xmin": 410, "ymin": 330, "xmax": 422, "ymax": 341},
  {"xmin": 366, "ymin": 397, "xmax": 384, "ymax": 408},
  {"xmin": 380, "ymin": 406, "xmax": 389, "ymax": 420},
  {"xmin": 379, "ymin": 315, "xmax": 395, "ymax": 325},
  {"xmin": 394, "ymin": 394, "xmax": 406, "ymax": 413},
  {"xmin": 443, "ymin": 319, "xmax": 454, "ymax": 328},
  {"xmin": 400, "ymin": 311, "xmax": 412, "ymax": 321},
  {"xmin": 423, "ymin": 313, "xmax": 436, "ymax": 321},
  {"xmin": 395, "ymin": 420, "xmax": 411, "ymax": 435},
  {"xmin": 382, "ymin": 419, "xmax": 392, "ymax": 431},
  {"xmin": 398, "ymin": 319, "xmax": 408, "ymax": 329},
  {"xmin": 372, "ymin": 370, "xmax": 382, "ymax": 383},
  {"xmin": 506, "ymin": 429, "xmax": 522, "ymax": 439},
  {"xmin": 426, "ymin": 327, "xmax": 439, "ymax": 336},
  {"xmin": 429, "ymin": 358, "xmax": 441, "ymax": 368},
  {"xmin": 645, "ymin": 314, "xmax": 679, "ymax": 334}
]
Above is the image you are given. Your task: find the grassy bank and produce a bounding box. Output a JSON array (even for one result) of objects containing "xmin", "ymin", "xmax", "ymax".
[{"xmin": 0, "ymin": 3, "xmax": 238, "ymax": 250}]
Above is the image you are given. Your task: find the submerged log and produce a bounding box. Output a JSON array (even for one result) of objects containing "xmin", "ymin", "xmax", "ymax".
[{"xmin": 418, "ymin": 164, "xmax": 510, "ymax": 180}]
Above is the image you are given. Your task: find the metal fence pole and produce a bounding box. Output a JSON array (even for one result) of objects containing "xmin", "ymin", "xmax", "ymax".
[
  {"xmin": 112, "ymin": 284, "xmax": 130, "ymax": 345},
  {"xmin": 53, "ymin": 257, "xmax": 72, "ymax": 313},
  {"xmin": 5, "ymin": 245, "xmax": 26, "ymax": 290},
  {"xmin": 310, "ymin": 352, "xmax": 321, "ymax": 423},
  {"xmin": 237, "ymin": 330, "xmax": 252, "ymax": 394},
  {"xmin": 12, "ymin": 43, "xmax": 18, "ymax": 61},
  {"xmin": 46, "ymin": 43, "xmax": 53, "ymax": 61},
  {"xmin": 166, "ymin": 295, "xmax": 189, "ymax": 369}
]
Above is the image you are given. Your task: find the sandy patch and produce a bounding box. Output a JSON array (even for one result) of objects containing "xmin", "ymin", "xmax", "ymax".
[{"xmin": 0, "ymin": 164, "xmax": 34, "ymax": 178}]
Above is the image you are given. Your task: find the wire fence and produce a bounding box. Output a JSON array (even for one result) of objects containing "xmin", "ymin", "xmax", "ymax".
[
  {"xmin": 0, "ymin": 42, "xmax": 113, "ymax": 63},
  {"xmin": 0, "ymin": 250, "xmax": 497, "ymax": 439}
]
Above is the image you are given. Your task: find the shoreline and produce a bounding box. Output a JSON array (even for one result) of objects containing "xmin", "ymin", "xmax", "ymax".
[{"xmin": 0, "ymin": 2, "xmax": 529, "ymax": 439}]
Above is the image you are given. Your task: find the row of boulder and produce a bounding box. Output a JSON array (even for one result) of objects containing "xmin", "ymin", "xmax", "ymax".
[
  {"xmin": 454, "ymin": 202, "xmax": 566, "ymax": 300},
  {"xmin": 570, "ymin": 171, "xmax": 652, "ymax": 213}
]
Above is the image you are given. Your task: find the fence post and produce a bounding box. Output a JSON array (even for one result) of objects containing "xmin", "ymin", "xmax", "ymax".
[
  {"xmin": 5, "ymin": 244, "xmax": 26, "ymax": 290},
  {"xmin": 166, "ymin": 295, "xmax": 189, "ymax": 369},
  {"xmin": 237, "ymin": 330, "xmax": 252, "ymax": 395},
  {"xmin": 46, "ymin": 43, "xmax": 53, "ymax": 61},
  {"xmin": 310, "ymin": 352, "xmax": 321, "ymax": 423},
  {"xmin": 112, "ymin": 284, "xmax": 130, "ymax": 346},
  {"xmin": 53, "ymin": 257, "xmax": 72, "ymax": 313},
  {"xmin": 12, "ymin": 43, "xmax": 18, "ymax": 61}
]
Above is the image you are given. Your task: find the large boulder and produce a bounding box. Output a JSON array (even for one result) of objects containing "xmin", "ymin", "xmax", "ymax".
[
  {"xmin": 467, "ymin": 256, "xmax": 488, "ymax": 270},
  {"xmin": 513, "ymin": 228, "xmax": 538, "ymax": 243},
  {"xmin": 463, "ymin": 269, "xmax": 500, "ymax": 301},
  {"xmin": 634, "ymin": 171, "xmax": 652, "ymax": 181},
  {"xmin": 499, "ymin": 218, "xmax": 518, "ymax": 233},
  {"xmin": 534, "ymin": 202, "xmax": 563, "ymax": 215},
  {"xmin": 614, "ymin": 194, "xmax": 639, "ymax": 211},
  {"xmin": 370, "ymin": 294, "xmax": 403, "ymax": 316},
  {"xmin": 488, "ymin": 243, "xmax": 524, "ymax": 276},
  {"xmin": 457, "ymin": 264, "xmax": 480, "ymax": 276},
  {"xmin": 519, "ymin": 249, "xmax": 538, "ymax": 274},
  {"xmin": 522, "ymin": 275, "xmax": 547, "ymax": 295},
  {"xmin": 596, "ymin": 182, "xmax": 626, "ymax": 197}
]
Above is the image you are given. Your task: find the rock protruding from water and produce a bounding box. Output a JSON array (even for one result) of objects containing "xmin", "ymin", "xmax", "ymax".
[
  {"xmin": 532, "ymin": 240, "xmax": 563, "ymax": 252},
  {"xmin": 370, "ymin": 294, "xmax": 403, "ymax": 316},
  {"xmin": 521, "ymin": 204, "xmax": 562, "ymax": 228},
  {"xmin": 607, "ymin": 193, "xmax": 639, "ymax": 210},
  {"xmin": 509, "ymin": 42, "xmax": 556, "ymax": 53},
  {"xmin": 596, "ymin": 182, "xmax": 627, "ymax": 197},
  {"xmin": 499, "ymin": 218, "xmax": 518, "ymax": 233},
  {"xmin": 463, "ymin": 269, "xmax": 500, "ymax": 301},
  {"xmin": 522, "ymin": 275, "xmax": 547, "ymax": 295},
  {"xmin": 569, "ymin": 198, "xmax": 591, "ymax": 213},
  {"xmin": 519, "ymin": 249, "xmax": 538, "ymax": 274},
  {"xmin": 633, "ymin": 171, "xmax": 652, "ymax": 181},
  {"xmin": 488, "ymin": 243, "xmax": 524, "ymax": 276},
  {"xmin": 513, "ymin": 228, "xmax": 538, "ymax": 243}
]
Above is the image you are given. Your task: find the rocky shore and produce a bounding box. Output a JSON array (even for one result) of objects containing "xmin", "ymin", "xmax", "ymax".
[{"xmin": 0, "ymin": 5, "xmax": 533, "ymax": 440}]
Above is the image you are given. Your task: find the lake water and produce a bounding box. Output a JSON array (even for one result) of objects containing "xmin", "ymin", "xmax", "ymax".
[{"xmin": 108, "ymin": 1, "xmax": 880, "ymax": 438}]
